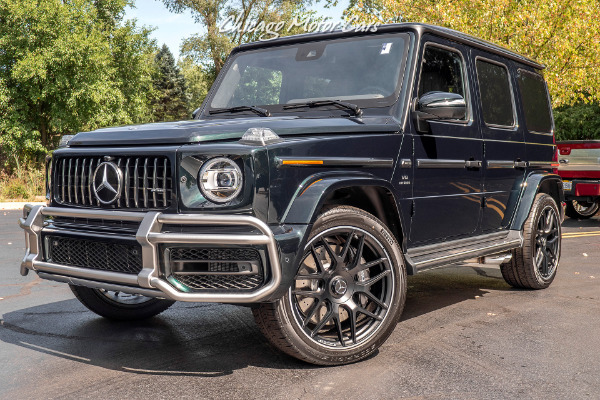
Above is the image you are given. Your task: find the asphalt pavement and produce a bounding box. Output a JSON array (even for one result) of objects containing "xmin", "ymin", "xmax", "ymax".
[{"xmin": 1, "ymin": 209, "xmax": 599, "ymax": 399}]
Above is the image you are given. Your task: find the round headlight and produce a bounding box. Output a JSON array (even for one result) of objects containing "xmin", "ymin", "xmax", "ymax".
[{"xmin": 198, "ymin": 157, "xmax": 243, "ymax": 203}]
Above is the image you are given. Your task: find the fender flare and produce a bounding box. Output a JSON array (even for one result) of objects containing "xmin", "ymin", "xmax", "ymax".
[
  {"xmin": 510, "ymin": 172, "xmax": 564, "ymax": 231},
  {"xmin": 281, "ymin": 174, "xmax": 404, "ymax": 226}
]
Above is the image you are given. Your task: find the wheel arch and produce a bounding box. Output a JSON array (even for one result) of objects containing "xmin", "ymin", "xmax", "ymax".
[
  {"xmin": 281, "ymin": 176, "xmax": 406, "ymax": 250},
  {"xmin": 510, "ymin": 172, "xmax": 565, "ymax": 231}
]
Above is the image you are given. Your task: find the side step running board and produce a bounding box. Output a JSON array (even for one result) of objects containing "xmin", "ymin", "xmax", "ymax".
[{"xmin": 404, "ymin": 230, "xmax": 522, "ymax": 273}]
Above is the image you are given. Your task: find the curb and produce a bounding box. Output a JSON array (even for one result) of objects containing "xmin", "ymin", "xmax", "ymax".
[{"xmin": 0, "ymin": 202, "xmax": 46, "ymax": 211}]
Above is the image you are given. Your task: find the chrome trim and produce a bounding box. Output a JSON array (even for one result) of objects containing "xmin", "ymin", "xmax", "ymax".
[
  {"xmin": 417, "ymin": 159, "xmax": 465, "ymax": 168},
  {"xmin": 125, "ymin": 158, "xmax": 130, "ymax": 207},
  {"xmin": 134, "ymin": 158, "xmax": 139, "ymax": 208},
  {"xmin": 19, "ymin": 205, "xmax": 282, "ymax": 303},
  {"xmin": 406, "ymin": 230, "xmax": 522, "ymax": 270},
  {"xmin": 34, "ymin": 261, "xmax": 140, "ymax": 285},
  {"xmin": 37, "ymin": 272, "xmax": 165, "ymax": 298},
  {"xmin": 143, "ymin": 158, "xmax": 149, "ymax": 208},
  {"xmin": 528, "ymin": 161, "xmax": 554, "ymax": 168},
  {"xmin": 41, "ymin": 207, "xmax": 145, "ymax": 222},
  {"xmin": 74, "ymin": 158, "xmax": 79, "ymax": 204},
  {"xmin": 400, "ymin": 158, "xmax": 412, "ymax": 168},
  {"xmin": 162, "ymin": 158, "xmax": 168, "ymax": 207},
  {"xmin": 465, "ymin": 160, "xmax": 482, "ymax": 168},
  {"xmin": 487, "ymin": 160, "xmax": 515, "ymax": 169},
  {"xmin": 68, "ymin": 158, "xmax": 72, "ymax": 203},
  {"xmin": 514, "ymin": 161, "xmax": 528, "ymax": 169}
]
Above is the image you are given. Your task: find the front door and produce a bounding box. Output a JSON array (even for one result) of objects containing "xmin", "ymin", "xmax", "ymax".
[{"xmin": 409, "ymin": 37, "xmax": 483, "ymax": 245}]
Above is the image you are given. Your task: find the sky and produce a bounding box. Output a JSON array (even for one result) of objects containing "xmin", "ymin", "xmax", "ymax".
[{"xmin": 124, "ymin": 0, "xmax": 349, "ymax": 59}]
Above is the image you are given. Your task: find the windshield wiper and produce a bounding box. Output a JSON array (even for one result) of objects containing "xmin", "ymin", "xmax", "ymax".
[
  {"xmin": 283, "ymin": 100, "xmax": 362, "ymax": 117},
  {"xmin": 209, "ymin": 105, "xmax": 271, "ymax": 117}
]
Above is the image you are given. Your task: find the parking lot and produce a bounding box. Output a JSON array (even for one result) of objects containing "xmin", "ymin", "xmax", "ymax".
[{"xmin": 1, "ymin": 209, "xmax": 599, "ymax": 399}]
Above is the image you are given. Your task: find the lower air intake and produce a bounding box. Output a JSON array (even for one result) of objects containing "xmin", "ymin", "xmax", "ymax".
[
  {"xmin": 46, "ymin": 235, "xmax": 143, "ymax": 275},
  {"xmin": 167, "ymin": 247, "xmax": 264, "ymax": 292}
]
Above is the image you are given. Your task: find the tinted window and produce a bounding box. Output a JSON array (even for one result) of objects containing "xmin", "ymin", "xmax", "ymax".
[
  {"xmin": 476, "ymin": 59, "xmax": 514, "ymax": 126},
  {"xmin": 517, "ymin": 70, "xmax": 552, "ymax": 133},
  {"xmin": 418, "ymin": 45, "xmax": 466, "ymax": 102},
  {"xmin": 210, "ymin": 34, "xmax": 408, "ymax": 109}
]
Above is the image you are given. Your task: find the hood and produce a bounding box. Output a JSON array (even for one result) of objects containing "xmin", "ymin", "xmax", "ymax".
[{"xmin": 67, "ymin": 116, "xmax": 401, "ymax": 146}]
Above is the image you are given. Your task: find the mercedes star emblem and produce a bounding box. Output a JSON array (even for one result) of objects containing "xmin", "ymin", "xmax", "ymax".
[{"xmin": 92, "ymin": 162, "xmax": 123, "ymax": 204}]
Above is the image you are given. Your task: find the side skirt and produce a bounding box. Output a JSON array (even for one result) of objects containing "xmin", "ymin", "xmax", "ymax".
[{"xmin": 404, "ymin": 230, "xmax": 522, "ymax": 274}]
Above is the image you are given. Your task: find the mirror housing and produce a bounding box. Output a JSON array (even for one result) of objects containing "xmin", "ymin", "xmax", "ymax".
[
  {"xmin": 192, "ymin": 107, "xmax": 201, "ymax": 119},
  {"xmin": 414, "ymin": 91, "xmax": 466, "ymax": 133}
]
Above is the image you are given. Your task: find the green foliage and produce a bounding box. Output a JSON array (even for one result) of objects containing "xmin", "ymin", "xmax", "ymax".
[
  {"xmin": 232, "ymin": 66, "xmax": 283, "ymax": 106},
  {"xmin": 163, "ymin": 0, "xmax": 319, "ymax": 79},
  {"xmin": 554, "ymin": 103, "xmax": 600, "ymax": 141},
  {"xmin": 178, "ymin": 57, "xmax": 210, "ymax": 110},
  {"xmin": 0, "ymin": 0, "xmax": 157, "ymax": 172},
  {"xmin": 152, "ymin": 45, "xmax": 190, "ymax": 121},
  {"xmin": 345, "ymin": 0, "xmax": 600, "ymax": 108},
  {"xmin": 0, "ymin": 163, "xmax": 45, "ymax": 201}
]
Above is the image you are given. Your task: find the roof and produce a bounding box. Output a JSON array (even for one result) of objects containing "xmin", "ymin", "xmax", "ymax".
[{"xmin": 234, "ymin": 23, "xmax": 544, "ymax": 70}]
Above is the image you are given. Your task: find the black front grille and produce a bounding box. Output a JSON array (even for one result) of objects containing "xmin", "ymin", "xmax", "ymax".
[
  {"xmin": 46, "ymin": 235, "xmax": 143, "ymax": 275},
  {"xmin": 54, "ymin": 156, "xmax": 172, "ymax": 210},
  {"xmin": 174, "ymin": 274, "xmax": 264, "ymax": 291},
  {"xmin": 168, "ymin": 247, "xmax": 264, "ymax": 291},
  {"xmin": 170, "ymin": 248, "xmax": 260, "ymax": 262}
]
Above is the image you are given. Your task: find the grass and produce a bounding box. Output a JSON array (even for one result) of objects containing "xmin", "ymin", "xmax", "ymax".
[{"xmin": 0, "ymin": 167, "xmax": 45, "ymax": 202}]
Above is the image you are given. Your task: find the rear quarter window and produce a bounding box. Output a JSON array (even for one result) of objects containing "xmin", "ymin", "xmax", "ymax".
[
  {"xmin": 476, "ymin": 59, "xmax": 515, "ymax": 127},
  {"xmin": 517, "ymin": 70, "xmax": 553, "ymax": 134}
]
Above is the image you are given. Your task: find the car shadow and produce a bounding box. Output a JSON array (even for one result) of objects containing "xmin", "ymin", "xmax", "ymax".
[
  {"xmin": 0, "ymin": 265, "xmax": 510, "ymax": 375},
  {"xmin": 401, "ymin": 264, "xmax": 511, "ymax": 321}
]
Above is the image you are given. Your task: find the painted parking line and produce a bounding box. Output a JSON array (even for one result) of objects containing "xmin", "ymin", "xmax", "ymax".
[{"xmin": 562, "ymin": 231, "xmax": 600, "ymax": 239}]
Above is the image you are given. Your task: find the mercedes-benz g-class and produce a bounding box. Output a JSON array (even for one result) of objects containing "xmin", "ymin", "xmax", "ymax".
[{"xmin": 19, "ymin": 23, "xmax": 563, "ymax": 365}]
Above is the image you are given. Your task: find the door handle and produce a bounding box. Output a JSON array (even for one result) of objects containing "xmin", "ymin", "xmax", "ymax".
[
  {"xmin": 465, "ymin": 160, "xmax": 482, "ymax": 168},
  {"xmin": 514, "ymin": 161, "xmax": 527, "ymax": 168}
]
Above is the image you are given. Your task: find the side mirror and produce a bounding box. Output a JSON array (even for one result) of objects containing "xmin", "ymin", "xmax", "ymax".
[
  {"xmin": 414, "ymin": 91, "xmax": 466, "ymax": 132},
  {"xmin": 192, "ymin": 107, "xmax": 201, "ymax": 119}
]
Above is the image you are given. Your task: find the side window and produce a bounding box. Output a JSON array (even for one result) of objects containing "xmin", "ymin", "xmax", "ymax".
[
  {"xmin": 517, "ymin": 70, "xmax": 553, "ymax": 133},
  {"xmin": 475, "ymin": 59, "xmax": 514, "ymax": 127},
  {"xmin": 418, "ymin": 45, "xmax": 466, "ymax": 111}
]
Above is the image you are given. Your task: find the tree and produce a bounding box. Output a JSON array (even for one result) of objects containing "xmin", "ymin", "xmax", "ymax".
[
  {"xmin": 554, "ymin": 103, "xmax": 600, "ymax": 141},
  {"xmin": 152, "ymin": 45, "xmax": 190, "ymax": 121},
  {"xmin": 162, "ymin": 0, "xmax": 320, "ymax": 81},
  {"xmin": 344, "ymin": 0, "xmax": 600, "ymax": 107},
  {"xmin": 179, "ymin": 57, "xmax": 210, "ymax": 111},
  {"xmin": 0, "ymin": 0, "xmax": 157, "ymax": 170}
]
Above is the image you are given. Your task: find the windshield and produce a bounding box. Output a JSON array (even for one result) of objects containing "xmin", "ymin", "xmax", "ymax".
[{"xmin": 209, "ymin": 33, "xmax": 410, "ymax": 113}]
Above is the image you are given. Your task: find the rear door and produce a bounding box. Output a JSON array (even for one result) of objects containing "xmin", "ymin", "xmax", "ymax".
[
  {"xmin": 470, "ymin": 50, "xmax": 526, "ymax": 232},
  {"xmin": 409, "ymin": 36, "xmax": 483, "ymax": 245}
]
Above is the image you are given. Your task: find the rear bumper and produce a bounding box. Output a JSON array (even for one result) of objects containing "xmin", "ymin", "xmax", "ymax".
[
  {"xmin": 19, "ymin": 205, "xmax": 284, "ymax": 303},
  {"xmin": 562, "ymin": 179, "xmax": 600, "ymax": 200}
]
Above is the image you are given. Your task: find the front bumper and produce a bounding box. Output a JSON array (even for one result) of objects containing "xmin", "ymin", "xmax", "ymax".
[{"xmin": 19, "ymin": 205, "xmax": 284, "ymax": 303}]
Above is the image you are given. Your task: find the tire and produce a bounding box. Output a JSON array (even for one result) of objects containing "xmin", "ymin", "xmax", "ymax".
[
  {"xmin": 500, "ymin": 193, "xmax": 561, "ymax": 289},
  {"xmin": 253, "ymin": 206, "xmax": 406, "ymax": 366},
  {"xmin": 70, "ymin": 285, "xmax": 175, "ymax": 321},
  {"xmin": 564, "ymin": 199, "xmax": 599, "ymax": 219}
]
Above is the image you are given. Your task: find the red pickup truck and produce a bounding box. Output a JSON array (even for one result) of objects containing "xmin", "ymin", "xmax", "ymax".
[{"xmin": 557, "ymin": 140, "xmax": 600, "ymax": 219}]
